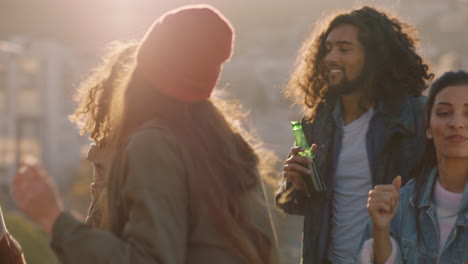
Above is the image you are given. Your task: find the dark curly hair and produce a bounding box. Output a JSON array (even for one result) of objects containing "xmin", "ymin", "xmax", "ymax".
[{"xmin": 285, "ymin": 6, "xmax": 434, "ymax": 120}]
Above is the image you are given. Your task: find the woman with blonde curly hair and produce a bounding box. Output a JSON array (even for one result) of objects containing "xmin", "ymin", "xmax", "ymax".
[
  {"xmin": 12, "ymin": 5, "xmax": 279, "ymax": 264},
  {"xmin": 69, "ymin": 41, "xmax": 138, "ymax": 229}
]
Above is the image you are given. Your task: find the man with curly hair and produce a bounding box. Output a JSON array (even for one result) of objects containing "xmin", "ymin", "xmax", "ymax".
[{"xmin": 276, "ymin": 6, "xmax": 434, "ymax": 264}]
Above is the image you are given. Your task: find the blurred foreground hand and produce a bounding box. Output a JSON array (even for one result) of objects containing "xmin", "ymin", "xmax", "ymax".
[{"xmin": 11, "ymin": 159, "xmax": 63, "ymax": 236}]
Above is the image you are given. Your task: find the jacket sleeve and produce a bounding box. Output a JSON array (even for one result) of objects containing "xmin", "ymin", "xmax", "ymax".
[
  {"xmin": 51, "ymin": 129, "xmax": 189, "ymax": 264},
  {"xmin": 275, "ymin": 117, "xmax": 320, "ymax": 216},
  {"xmin": 358, "ymin": 236, "xmax": 400, "ymax": 264},
  {"xmin": 274, "ymin": 176, "xmax": 308, "ymax": 216},
  {"xmin": 354, "ymin": 186, "xmax": 412, "ymax": 264},
  {"xmin": 354, "ymin": 223, "xmax": 404, "ymax": 264}
]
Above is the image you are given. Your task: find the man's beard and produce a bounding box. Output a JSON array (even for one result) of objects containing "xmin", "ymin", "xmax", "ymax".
[{"xmin": 328, "ymin": 70, "xmax": 366, "ymax": 97}]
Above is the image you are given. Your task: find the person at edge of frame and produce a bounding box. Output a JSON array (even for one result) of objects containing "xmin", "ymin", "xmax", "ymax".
[
  {"xmin": 0, "ymin": 203, "xmax": 26, "ymax": 264},
  {"xmin": 275, "ymin": 6, "xmax": 434, "ymax": 264},
  {"xmin": 358, "ymin": 70, "xmax": 468, "ymax": 264}
]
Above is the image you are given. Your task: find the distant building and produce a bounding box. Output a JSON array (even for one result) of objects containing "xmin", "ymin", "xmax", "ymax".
[{"xmin": 0, "ymin": 37, "xmax": 88, "ymax": 187}]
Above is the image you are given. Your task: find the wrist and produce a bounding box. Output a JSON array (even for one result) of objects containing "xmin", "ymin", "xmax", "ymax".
[
  {"xmin": 285, "ymin": 177, "xmax": 305, "ymax": 192},
  {"xmin": 294, "ymin": 183, "xmax": 305, "ymax": 191},
  {"xmin": 372, "ymin": 226, "xmax": 392, "ymax": 264},
  {"xmin": 372, "ymin": 222, "xmax": 390, "ymax": 233}
]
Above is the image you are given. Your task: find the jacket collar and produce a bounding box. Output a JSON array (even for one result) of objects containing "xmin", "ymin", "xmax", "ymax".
[
  {"xmin": 459, "ymin": 183, "xmax": 468, "ymax": 227},
  {"xmin": 410, "ymin": 166, "xmax": 468, "ymax": 227},
  {"xmin": 375, "ymin": 94, "xmax": 423, "ymax": 135},
  {"xmin": 410, "ymin": 166, "xmax": 438, "ymax": 208},
  {"xmin": 331, "ymin": 94, "xmax": 422, "ymax": 135}
]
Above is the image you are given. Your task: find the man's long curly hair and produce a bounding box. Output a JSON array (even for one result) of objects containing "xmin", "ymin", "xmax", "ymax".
[{"xmin": 285, "ymin": 6, "xmax": 434, "ymax": 121}]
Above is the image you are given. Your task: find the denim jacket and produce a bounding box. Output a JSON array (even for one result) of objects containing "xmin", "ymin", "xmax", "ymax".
[
  {"xmin": 357, "ymin": 167, "xmax": 468, "ymax": 263},
  {"xmin": 276, "ymin": 95, "xmax": 427, "ymax": 264}
]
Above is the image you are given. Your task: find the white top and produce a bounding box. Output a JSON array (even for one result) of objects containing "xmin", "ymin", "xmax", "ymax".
[
  {"xmin": 434, "ymin": 178, "xmax": 463, "ymax": 249},
  {"xmin": 360, "ymin": 177, "xmax": 464, "ymax": 264},
  {"xmin": 328, "ymin": 107, "xmax": 374, "ymax": 263}
]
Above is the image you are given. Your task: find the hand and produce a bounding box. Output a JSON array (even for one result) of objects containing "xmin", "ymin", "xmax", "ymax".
[
  {"xmin": 367, "ymin": 176, "xmax": 401, "ymax": 231},
  {"xmin": 282, "ymin": 144, "xmax": 317, "ymax": 191},
  {"xmin": 11, "ymin": 161, "xmax": 64, "ymax": 236}
]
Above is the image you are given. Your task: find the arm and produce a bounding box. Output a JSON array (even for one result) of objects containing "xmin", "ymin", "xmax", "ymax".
[
  {"xmin": 275, "ymin": 178, "xmax": 307, "ymax": 215},
  {"xmin": 367, "ymin": 176, "xmax": 401, "ymax": 264},
  {"xmin": 355, "ymin": 177, "xmax": 404, "ymax": 264},
  {"xmin": 358, "ymin": 235, "xmax": 399, "ymax": 264},
  {"xmin": 53, "ymin": 129, "xmax": 188, "ymax": 264},
  {"xmin": 275, "ymin": 146, "xmax": 316, "ymax": 215},
  {"xmin": 13, "ymin": 129, "xmax": 189, "ymax": 264}
]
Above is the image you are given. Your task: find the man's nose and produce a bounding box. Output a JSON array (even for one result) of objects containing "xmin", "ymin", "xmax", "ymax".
[{"xmin": 325, "ymin": 48, "xmax": 339, "ymax": 64}]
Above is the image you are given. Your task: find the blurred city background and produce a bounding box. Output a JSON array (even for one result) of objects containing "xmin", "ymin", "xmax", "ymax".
[{"xmin": 0, "ymin": 0, "xmax": 467, "ymax": 263}]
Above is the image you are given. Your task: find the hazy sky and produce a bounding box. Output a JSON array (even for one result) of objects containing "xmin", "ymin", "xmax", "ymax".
[{"xmin": 0, "ymin": 0, "xmax": 381, "ymax": 47}]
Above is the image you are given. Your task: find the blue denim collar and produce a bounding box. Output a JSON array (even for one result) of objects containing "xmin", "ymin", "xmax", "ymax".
[
  {"xmin": 410, "ymin": 166, "xmax": 468, "ymax": 227},
  {"xmin": 459, "ymin": 183, "xmax": 468, "ymax": 227},
  {"xmin": 411, "ymin": 166, "xmax": 438, "ymax": 208},
  {"xmin": 375, "ymin": 94, "xmax": 419, "ymax": 135},
  {"xmin": 331, "ymin": 99, "xmax": 371, "ymax": 129},
  {"xmin": 332, "ymin": 99, "xmax": 344, "ymax": 130},
  {"xmin": 332, "ymin": 95, "xmax": 418, "ymax": 135}
]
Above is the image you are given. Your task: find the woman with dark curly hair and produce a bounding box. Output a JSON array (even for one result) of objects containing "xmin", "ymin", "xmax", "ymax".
[
  {"xmin": 361, "ymin": 70, "xmax": 468, "ymax": 263},
  {"xmin": 11, "ymin": 4, "xmax": 280, "ymax": 264},
  {"xmin": 276, "ymin": 6, "xmax": 433, "ymax": 263}
]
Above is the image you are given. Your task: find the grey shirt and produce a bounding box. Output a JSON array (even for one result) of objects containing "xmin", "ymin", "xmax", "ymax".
[{"xmin": 328, "ymin": 107, "xmax": 374, "ymax": 264}]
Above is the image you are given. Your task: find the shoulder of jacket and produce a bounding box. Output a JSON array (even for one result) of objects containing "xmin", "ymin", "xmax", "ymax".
[
  {"xmin": 137, "ymin": 119, "xmax": 170, "ymax": 132},
  {"xmin": 408, "ymin": 95, "xmax": 427, "ymax": 111},
  {"xmin": 128, "ymin": 120, "xmax": 177, "ymax": 151},
  {"xmin": 301, "ymin": 101, "xmax": 333, "ymax": 125}
]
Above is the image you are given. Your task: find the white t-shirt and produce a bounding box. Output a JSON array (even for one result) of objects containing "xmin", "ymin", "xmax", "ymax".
[{"xmin": 328, "ymin": 107, "xmax": 374, "ymax": 264}]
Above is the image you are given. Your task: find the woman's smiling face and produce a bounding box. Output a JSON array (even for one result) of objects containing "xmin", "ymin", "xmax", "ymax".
[{"xmin": 427, "ymin": 85, "xmax": 468, "ymax": 159}]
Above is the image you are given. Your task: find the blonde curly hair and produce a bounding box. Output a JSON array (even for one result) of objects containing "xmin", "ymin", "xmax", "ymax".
[{"xmin": 69, "ymin": 41, "xmax": 139, "ymax": 147}]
